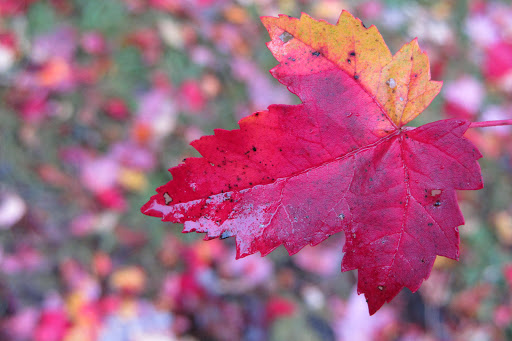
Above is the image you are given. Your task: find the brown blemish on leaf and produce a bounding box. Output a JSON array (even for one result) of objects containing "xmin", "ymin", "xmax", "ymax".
[
  {"xmin": 279, "ymin": 31, "xmax": 294, "ymax": 43},
  {"xmin": 431, "ymin": 189, "xmax": 441, "ymax": 196},
  {"xmin": 163, "ymin": 193, "xmax": 173, "ymax": 205}
]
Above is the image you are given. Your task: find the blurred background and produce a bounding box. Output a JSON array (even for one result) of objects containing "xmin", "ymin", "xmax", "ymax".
[{"xmin": 1, "ymin": 0, "xmax": 512, "ymax": 340}]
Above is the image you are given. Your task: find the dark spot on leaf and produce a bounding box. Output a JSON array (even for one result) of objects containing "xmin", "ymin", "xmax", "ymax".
[
  {"xmin": 421, "ymin": 259, "xmax": 425, "ymax": 263},
  {"xmin": 354, "ymin": 75, "xmax": 359, "ymax": 80},
  {"xmin": 428, "ymin": 223, "xmax": 433, "ymax": 226},
  {"xmin": 312, "ymin": 51, "xmax": 320, "ymax": 56},
  {"xmin": 347, "ymin": 59, "xmax": 351, "ymax": 64},
  {"xmin": 252, "ymin": 146, "xmax": 257, "ymax": 151},
  {"xmin": 349, "ymin": 51, "xmax": 356, "ymax": 56},
  {"xmin": 338, "ymin": 213, "xmax": 345, "ymax": 220},
  {"xmin": 434, "ymin": 201, "xmax": 441, "ymax": 207}
]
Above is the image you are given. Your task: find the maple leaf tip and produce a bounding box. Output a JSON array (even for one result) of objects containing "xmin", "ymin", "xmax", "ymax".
[
  {"xmin": 235, "ymin": 245, "xmax": 248, "ymax": 260},
  {"xmin": 338, "ymin": 9, "xmax": 354, "ymax": 19},
  {"xmin": 368, "ymin": 306, "xmax": 378, "ymax": 316},
  {"xmin": 140, "ymin": 198, "xmax": 163, "ymax": 218},
  {"xmin": 140, "ymin": 199, "xmax": 152, "ymax": 214},
  {"xmin": 299, "ymin": 12, "xmax": 309, "ymax": 20},
  {"xmin": 140, "ymin": 203, "xmax": 147, "ymax": 214}
]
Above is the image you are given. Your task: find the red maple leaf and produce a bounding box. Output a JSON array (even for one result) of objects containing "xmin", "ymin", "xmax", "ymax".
[{"xmin": 142, "ymin": 12, "xmax": 485, "ymax": 314}]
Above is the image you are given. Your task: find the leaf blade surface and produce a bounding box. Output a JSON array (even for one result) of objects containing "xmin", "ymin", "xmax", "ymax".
[{"xmin": 142, "ymin": 11, "xmax": 483, "ymax": 314}]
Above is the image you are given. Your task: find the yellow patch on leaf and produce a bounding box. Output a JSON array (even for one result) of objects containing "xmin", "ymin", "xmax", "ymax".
[{"xmin": 261, "ymin": 11, "xmax": 441, "ymax": 127}]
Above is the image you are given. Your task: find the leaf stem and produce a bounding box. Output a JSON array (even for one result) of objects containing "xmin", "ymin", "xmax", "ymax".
[{"xmin": 469, "ymin": 119, "xmax": 512, "ymax": 128}]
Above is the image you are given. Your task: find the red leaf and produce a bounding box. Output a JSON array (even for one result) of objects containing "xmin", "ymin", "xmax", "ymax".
[{"xmin": 142, "ymin": 11, "xmax": 483, "ymax": 314}]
